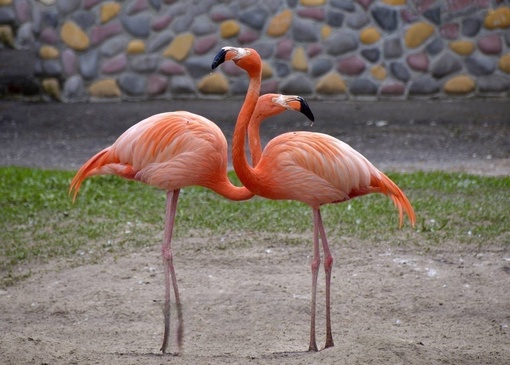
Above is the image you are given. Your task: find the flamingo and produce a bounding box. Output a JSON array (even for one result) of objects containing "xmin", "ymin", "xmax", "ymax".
[
  {"xmin": 69, "ymin": 111, "xmax": 253, "ymax": 354},
  {"xmin": 68, "ymin": 97, "xmax": 314, "ymax": 353},
  {"xmin": 212, "ymin": 47, "xmax": 416, "ymax": 352}
]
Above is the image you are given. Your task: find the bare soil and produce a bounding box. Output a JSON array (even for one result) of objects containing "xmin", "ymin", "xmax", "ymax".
[
  {"xmin": 0, "ymin": 99, "xmax": 509, "ymax": 364},
  {"xmin": 1, "ymin": 236, "xmax": 509, "ymax": 365}
]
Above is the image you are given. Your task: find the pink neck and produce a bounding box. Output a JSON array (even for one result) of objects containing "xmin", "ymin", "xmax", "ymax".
[
  {"xmin": 210, "ymin": 178, "xmax": 254, "ymax": 201},
  {"xmin": 232, "ymin": 68, "xmax": 262, "ymax": 188}
]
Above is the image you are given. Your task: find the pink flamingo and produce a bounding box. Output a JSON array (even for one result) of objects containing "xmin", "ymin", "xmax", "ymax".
[{"xmin": 212, "ymin": 47, "xmax": 416, "ymax": 352}]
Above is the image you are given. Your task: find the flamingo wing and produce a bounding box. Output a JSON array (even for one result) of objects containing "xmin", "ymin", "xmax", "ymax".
[{"xmin": 254, "ymin": 132, "xmax": 379, "ymax": 207}]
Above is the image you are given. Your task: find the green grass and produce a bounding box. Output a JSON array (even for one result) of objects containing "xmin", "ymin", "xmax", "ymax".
[{"xmin": 1, "ymin": 167, "xmax": 509, "ymax": 286}]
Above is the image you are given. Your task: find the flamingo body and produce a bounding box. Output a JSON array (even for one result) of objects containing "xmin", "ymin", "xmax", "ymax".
[
  {"xmin": 212, "ymin": 47, "xmax": 416, "ymax": 352},
  {"xmin": 250, "ymin": 131, "xmax": 412, "ymax": 225},
  {"xmin": 70, "ymin": 110, "xmax": 254, "ymax": 355},
  {"xmin": 70, "ymin": 111, "xmax": 241, "ymax": 200}
]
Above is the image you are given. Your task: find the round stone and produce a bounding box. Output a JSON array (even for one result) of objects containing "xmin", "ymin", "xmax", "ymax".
[
  {"xmin": 444, "ymin": 75, "xmax": 475, "ymax": 94},
  {"xmin": 79, "ymin": 49, "xmax": 99, "ymax": 80},
  {"xmin": 61, "ymin": 21, "xmax": 90, "ymax": 51},
  {"xmin": 118, "ymin": 72, "xmax": 147, "ymax": 96},
  {"xmin": 431, "ymin": 53, "xmax": 462, "ymax": 78},
  {"xmin": 337, "ymin": 55, "xmax": 365, "ymax": 75},
  {"xmin": 405, "ymin": 22, "xmax": 435, "ymax": 48},
  {"xmin": 478, "ymin": 34, "xmax": 503, "ymax": 55},
  {"xmin": 349, "ymin": 78, "xmax": 378, "ymax": 95},
  {"xmin": 484, "ymin": 7, "xmax": 510, "ymax": 29},
  {"xmin": 280, "ymin": 74, "xmax": 314, "ymax": 95},
  {"xmin": 198, "ymin": 73, "xmax": 228, "ymax": 94},
  {"xmin": 465, "ymin": 55, "xmax": 496, "ymax": 76},
  {"xmin": 406, "ymin": 53, "xmax": 429, "ymax": 71},
  {"xmin": 389, "ymin": 62, "xmax": 410, "ymax": 82},
  {"xmin": 409, "ymin": 76, "xmax": 439, "ymax": 95},
  {"xmin": 88, "ymin": 79, "xmax": 121, "ymax": 98},
  {"xmin": 360, "ymin": 27, "xmax": 381, "ymax": 45},
  {"xmin": 147, "ymin": 74, "xmax": 168, "ymax": 95},
  {"xmin": 63, "ymin": 75, "xmax": 86, "ymax": 101},
  {"xmin": 101, "ymin": 54, "xmax": 127, "ymax": 74},
  {"xmin": 371, "ymin": 7, "xmax": 398, "ymax": 32}
]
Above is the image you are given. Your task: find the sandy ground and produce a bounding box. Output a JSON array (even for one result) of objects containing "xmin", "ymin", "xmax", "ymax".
[
  {"xmin": 1, "ymin": 237, "xmax": 509, "ymax": 365},
  {"xmin": 0, "ymin": 99, "xmax": 509, "ymax": 364}
]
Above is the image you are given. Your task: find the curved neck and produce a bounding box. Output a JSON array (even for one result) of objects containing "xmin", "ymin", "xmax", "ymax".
[
  {"xmin": 232, "ymin": 68, "xmax": 262, "ymax": 186},
  {"xmin": 210, "ymin": 179, "xmax": 254, "ymax": 201},
  {"xmin": 248, "ymin": 105, "xmax": 263, "ymax": 166}
]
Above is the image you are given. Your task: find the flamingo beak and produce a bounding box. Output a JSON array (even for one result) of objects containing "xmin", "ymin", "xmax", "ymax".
[
  {"xmin": 211, "ymin": 48, "xmax": 228, "ymax": 69},
  {"xmin": 297, "ymin": 97, "xmax": 315, "ymax": 122}
]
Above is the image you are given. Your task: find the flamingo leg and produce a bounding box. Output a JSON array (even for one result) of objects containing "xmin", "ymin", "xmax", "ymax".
[
  {"xmin": 317, "ymin": 209, "xmax": 334, "ymax": 349},
  {"xmin": 308, "ymin": 208, "xmax": 322, "ymax": 352},
  {"xmin": 160, "ymin": 189, "xmax": 183, "ymax": 354}
]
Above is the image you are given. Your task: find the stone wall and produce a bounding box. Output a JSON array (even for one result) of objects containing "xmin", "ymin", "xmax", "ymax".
[{"xmin": 0, "ymin": 0, "xmax": 509, "ymax": 102}]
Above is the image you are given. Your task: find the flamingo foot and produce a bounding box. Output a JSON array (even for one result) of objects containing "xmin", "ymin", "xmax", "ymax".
[
  {"xmin": 160, "ymin": 307, "xmax": 170, "ymax": 353},
  {"xmin": 324, "ymin": 338, "xmax": 334, "ymax": 349},
  {"xmin": 176, "ymin": 300, "xmax": 184, "ymax": 354},
  {"xmin": 308, "ymin": 342, "xmax": 319, "ymax": 352}
]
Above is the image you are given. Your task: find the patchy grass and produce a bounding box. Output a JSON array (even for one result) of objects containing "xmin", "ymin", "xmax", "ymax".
[{"xmin": 1, "ymin": 167, "xmax": 509, "ymax": 286}]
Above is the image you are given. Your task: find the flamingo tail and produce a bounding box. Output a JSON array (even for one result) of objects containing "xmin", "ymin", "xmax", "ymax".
[
  {"xmin": 372, "ymin": 173, "xmax": 416, "ymax": 228},
  {"xmin": 69, "ymin": 147, "xmax": 130, "ymax": 203}
]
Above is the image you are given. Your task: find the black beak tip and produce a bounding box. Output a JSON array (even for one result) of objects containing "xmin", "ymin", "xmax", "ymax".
[
  {"xmin": 298, "ymin": 97, "xmax": 315, "ymax": 122},
  {"xmin": 211, "ymin": 48, "xmax": 228, "ymax": 69}
]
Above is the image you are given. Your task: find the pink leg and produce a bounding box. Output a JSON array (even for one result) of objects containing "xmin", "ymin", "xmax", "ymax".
[
  {"xmin": 160, "ymin": 189, "xmax": 183, "ymax": 354},
  {"xmin": 317, "ymin": 209, "xmax": 334, "ymax": 349},
  {"xmin": 308, "ymin": 208, "xmax": 321, "ymax": 352}
]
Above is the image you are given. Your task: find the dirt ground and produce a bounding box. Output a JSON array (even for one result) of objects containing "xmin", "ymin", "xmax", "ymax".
[
  {"xmin": 0, "ymin": 99, "xmax": 509, "ymax": 364},
  {"xmin": 1, "ymin": 237, "xmax": 509, "ymax": 365}
]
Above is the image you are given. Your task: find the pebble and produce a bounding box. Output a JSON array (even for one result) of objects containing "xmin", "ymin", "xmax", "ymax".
[
  {"xmin": 130, "ymin": 54, "xmax": 159, "ymax": 73},
  {"xmin": 169, "ymin": 75, "xmax": 196, "ymax": 94},
  {"xmin": 326, "ymin": 32, "xmax": 357, "ymax": 55},
  {"xmin": 61, "ymin": 49, "xmax": 78, "ymax": 76},
  {"xmin": 462, "ymin": 17, "xmax": 482, "ymax": 37},
  {"xmin": 184, "ymin": 55, "xmax": 215, "ymax": 78},
  {"xmin": 380, "ymin": 82, "xmax": 405, "ymax": 95},
  {"xmin": 99, "ymin": 36, "xmax": 127, "ymax": 57},
  {"xmin": 281, "ymin": 73, "xmax": 314, "ymax": 95},
  {"xmin": 101, "ymin": 54, "xmax": 127, "ymax": 74},
  {"xmin": 79, "ymin": 49, "xmax": 99, "ymax": 80},
  {"xmin": 409, "ymin": 75, "xmax": 439, "ymax": 95},
  {"xmin": 121, "ymin": 13, "xmax": 151, "ymax": 38},
  {"xmin": 361, "ymin": 48, "xmax": 380, "ymax": 63},
  {"xmin": 431, "ymin": 53, "xmax": 462, "ymax": 78},
  {"xmin": 407, "ymin": 52, "xmax": 429, "ymax": 72},
  {"xmin": 0, "ymin": 0, "xmax": 507, "ymax": 101},
  {"xmin": 63, "ymin": 74, "xmax": 86, "ymax": 101},
  {"xmin": 292, "ymin": 18, "xmax": 319, "ymax": 42},
  {"xmin": 117, "ymin": 72, "xmax": 146, "ymax": 96},
  {"xmin": 240, "ymin": 7, "xmax": 268, "ymax": 30},
  {"xmin": 371, "ymin": 7, "xmax": 398, "ymax": 32},
  {"xmin": 198, "ymin": 73, "xmax": 228, "ymax": 94},
  {"xmin": 147, "ymin": 74, "xmax": 168, "ymax": 95},
  {"xmin": 350, "ymin": 78, "xmax": 378, "ymax": 95},
  {"xmin": 310, "ymin": 58, "xmax": 333, "ymax": 77},
  {"xmin": 465, "ymin": 55, "xmax": 496, "ymax": 76},
  {"xmin": 383, "ymin": 38, "xmax": 403, "ymax": 59},
  {"xmin": 337, "ymin": 55, "xmax": 365, "ymax": 76},
  {"xmin": 315, "ymin": 72, "xmax": 346, "ymax": 94},
  {"xmin": 478, "ymin": 75, "xmax": 509, "ymax": 92},
  {"xmin": 390, "ymin": 62, "xmax": 411, "ymax": 82},
  {"xmin": 147, "ymin": 30, "xmax": 174, "ymax": 53},
  {"xmin": 478, "ymin": 34, "xmax": 502, "ymax": 55}
]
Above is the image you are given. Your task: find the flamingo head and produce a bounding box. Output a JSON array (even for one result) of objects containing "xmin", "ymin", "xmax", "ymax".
[
  {"xmin": 273, "ymin": 94, "xmax": 315, "ymax": 122},
  {"xmin": 211, "ymin": 47, "xmax": 261, "ymax": 74},
  {"xmin": 253, "ymin": 94, "xmax": 315, "ymax": 122}
]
